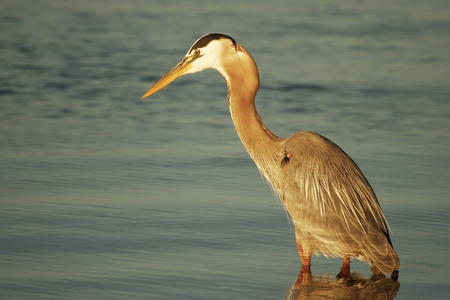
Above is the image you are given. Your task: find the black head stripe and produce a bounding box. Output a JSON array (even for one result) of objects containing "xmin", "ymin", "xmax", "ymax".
[{"xmin": 188, "ymin": 33, "xmax": 236, "ymax": 54}]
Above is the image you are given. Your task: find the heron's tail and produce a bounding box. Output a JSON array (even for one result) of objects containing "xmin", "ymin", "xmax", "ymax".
[
  {"xmin": 363, "ymin": 234, "xmax": 400, "ymax": 280},
  {"xmin": 359, "ymin": 229, "xmax": 400, "ymax": 279}
]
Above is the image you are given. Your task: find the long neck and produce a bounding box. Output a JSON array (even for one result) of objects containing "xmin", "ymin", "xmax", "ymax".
[{"xmin": 220, "ymin": 51, "xmax": 283, "ymax": 184}]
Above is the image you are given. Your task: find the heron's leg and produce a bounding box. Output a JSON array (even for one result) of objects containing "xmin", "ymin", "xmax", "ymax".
[
  {"xmin": 296, "ymin": 241, "xmax": 312, "ymax": 266},
  {"xmin": 294, "ymin": 227, "xmax": 312, "ymax": 266},
  {"xmin": 295, "ymin": 241, "xmax": 312, "ymax": 284},
  {"xmin": 337, "ymin": 256, "xmax": 350, "ymax": 278}
]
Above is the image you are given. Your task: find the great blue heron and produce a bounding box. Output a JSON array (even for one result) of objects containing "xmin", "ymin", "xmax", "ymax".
[{"xmin": 142, "ymin": 33, "xmax": 400, "ymax": 281}]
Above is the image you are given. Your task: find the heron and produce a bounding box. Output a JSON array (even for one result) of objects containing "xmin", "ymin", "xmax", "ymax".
[{"xmin": 142, "ymin": 33, "xmax": 400, "ymax": 281}]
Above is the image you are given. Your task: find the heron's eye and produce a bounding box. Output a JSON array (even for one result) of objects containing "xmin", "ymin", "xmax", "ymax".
[{"xmin": 194, "ymin": 50, "xmax": 200, "ymax": 56}]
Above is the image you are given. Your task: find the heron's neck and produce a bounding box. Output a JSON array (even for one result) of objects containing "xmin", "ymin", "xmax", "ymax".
[
  {"xmin": 222, "ymin": 58, "xmax": 283, "ymax": 183},
  {"xmin": 228, "ymin": 84, "xmax": 281, "ymax": 154}
]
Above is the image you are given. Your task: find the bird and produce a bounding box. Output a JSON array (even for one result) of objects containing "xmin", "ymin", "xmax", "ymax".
[{"xmin": 141, "ymin": 33, "xmax": 400, "ymax": 281}]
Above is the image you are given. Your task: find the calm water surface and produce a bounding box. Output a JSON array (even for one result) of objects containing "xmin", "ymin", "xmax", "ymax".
[{"xmin": 1, "ymin": 1, "xmax": 449, "ymax": 299}]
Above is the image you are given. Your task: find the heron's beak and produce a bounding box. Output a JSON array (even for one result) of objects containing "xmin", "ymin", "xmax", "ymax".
[{"xmin": 141, "ymin": 58, "xmax": 192, "ymax": 99}]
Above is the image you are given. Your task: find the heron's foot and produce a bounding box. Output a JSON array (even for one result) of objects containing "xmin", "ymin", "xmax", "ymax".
[
  {"xmin": 337, "ymin": 268, "xmax": 350, "ymax": 279},
  {"xmin": 295, "ymin": 265, "xmax": 312, "ymax": 285}
]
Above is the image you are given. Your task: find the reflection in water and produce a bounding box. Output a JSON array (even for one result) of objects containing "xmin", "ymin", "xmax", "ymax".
[{"xmin": 285, "ymin": 270, "xmax": 400, "ymax": 300}]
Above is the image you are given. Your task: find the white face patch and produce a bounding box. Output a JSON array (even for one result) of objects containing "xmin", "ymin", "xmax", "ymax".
[{"xmin": 185, "ymin": 38, "xmax": 236, "ymax": 75}]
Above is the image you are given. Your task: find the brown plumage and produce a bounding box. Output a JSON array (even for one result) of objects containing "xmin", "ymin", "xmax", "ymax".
[{"xmin": 142, "ymin": 33, "xmax": 400, "ymax": 280}]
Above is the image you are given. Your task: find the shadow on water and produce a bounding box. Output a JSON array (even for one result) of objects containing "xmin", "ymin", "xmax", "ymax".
[{"xmin": 284, "ymin": 270, "xmax": 400, "ymax": 300}]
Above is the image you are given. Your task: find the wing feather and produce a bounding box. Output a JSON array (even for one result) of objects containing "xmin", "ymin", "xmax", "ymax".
[{"xmin": 275, "ymin": 132, "xmax": 399, "ymax": 272}]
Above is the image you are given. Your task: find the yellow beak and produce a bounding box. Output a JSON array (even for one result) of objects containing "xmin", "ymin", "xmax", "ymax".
[{"xmin": 141, "ymin": 58, "xmax": 193, "ymax": 99}]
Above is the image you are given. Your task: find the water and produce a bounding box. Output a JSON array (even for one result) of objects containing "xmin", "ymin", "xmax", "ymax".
[{"xmin": 1, "ymin": 1, "xmax": 449, "ymax": 299}]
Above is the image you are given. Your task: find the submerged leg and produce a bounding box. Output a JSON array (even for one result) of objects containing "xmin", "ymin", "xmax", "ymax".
[
  {"xmin": 295, "ymin": 241, "xmax": 312, "ymax": 283},
  {"xmin": 295, "ymin": 265, "xmax": 312, "ymax": 285},
  {"xmin": 337, "ymin": 256, "xmax": 351, "ymax": 278}
]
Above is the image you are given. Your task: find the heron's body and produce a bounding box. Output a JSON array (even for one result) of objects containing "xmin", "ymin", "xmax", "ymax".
[{"xmin": 142, "ymin": 33, "xmax": 400, "ymax": 280}]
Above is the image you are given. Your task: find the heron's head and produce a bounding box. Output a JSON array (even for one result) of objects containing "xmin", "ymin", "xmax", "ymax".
[{"xmin": 142, "ymin": 33, "xmax": 247, "ymax": 98}]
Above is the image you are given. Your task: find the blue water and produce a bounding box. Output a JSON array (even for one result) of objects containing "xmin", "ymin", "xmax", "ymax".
[{"xmin": 1, "ymin": 1, "xmax": 449, "ymax": 299}]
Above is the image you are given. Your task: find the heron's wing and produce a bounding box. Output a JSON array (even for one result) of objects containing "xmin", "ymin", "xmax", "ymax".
[{"xmin": 277, "ymin": 132, "xmax": 395, "ymax": 263}]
